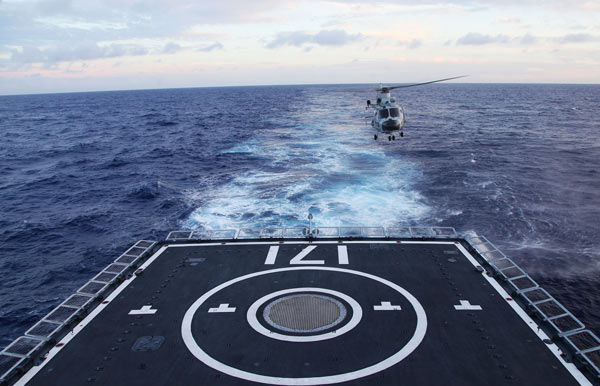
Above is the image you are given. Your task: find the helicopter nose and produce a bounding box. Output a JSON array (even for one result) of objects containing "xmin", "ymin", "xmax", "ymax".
[{"xmin": 382, "ymin": 120, "xmax": 400, "ymax": 130}]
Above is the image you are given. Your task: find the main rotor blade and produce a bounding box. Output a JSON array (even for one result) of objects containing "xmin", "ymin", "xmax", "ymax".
[{"xmin": 377, "ymin": 75, "xmax": 467, "ymax": 91}]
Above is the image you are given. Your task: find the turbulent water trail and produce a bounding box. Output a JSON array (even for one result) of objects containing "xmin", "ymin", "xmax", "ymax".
[{"xmin": 185, "ymin": 88, "xmax": 430, "ymax": 229}]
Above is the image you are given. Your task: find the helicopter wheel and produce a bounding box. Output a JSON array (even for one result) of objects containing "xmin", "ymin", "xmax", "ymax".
[
  {"xmin": 374, "ymin": 134, "xmax": 378, "ymax": 140},
  {"xmin": 400, "ymin": 132, "xmax": 404, "ymax": 137},
  {"xmin": 388, "ymin": 136, "xmax": 392, "ymax": 141},
  {"xmin": 392, "ymin": 135, "xmax": 396, "ymax": 141}
]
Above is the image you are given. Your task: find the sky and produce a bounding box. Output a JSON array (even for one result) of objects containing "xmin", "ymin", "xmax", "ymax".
[{"xmin": 1, "ymin": 0, "xmax": 599, "ymax": 94}]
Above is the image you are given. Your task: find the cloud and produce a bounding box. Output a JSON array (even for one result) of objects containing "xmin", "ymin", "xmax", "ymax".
[
  {"xmin": 10, "ymin": 42, "xmax": 148, "ymax": 65},
  {"xmin": 397, "ymin": 38, "xmax": 422, "ymax": 49},
  {"xmin": 312, "ymin": 30, "xmax": 362, "ymax": 45},
  {"xmin": 456, "ymin": 33, "xmax": 510, "ymax": 45},
  {"xmin": 0, "ymin": 1, "xmax": 285, "ymax": 49},
  {"xmin": 520, "ymin": 33, "xmax": 537, "ymax": 45},
  {"xmin": 328, "ymin": 0, "xmax": 600, "ymax": 12},
  {"xmin": 197, "ymin": 42, "xmax": 224, "ymax": 52},
  {"xmin": 498, "ymin": 16, "xmax": 521, "ymax": 24},
  {"xmin": 35, "ymin": 0, "xmax": 74, "ymax": 16},
  {"xmin": 455, "ymin": 31, "xmax": 599, "ymax": 47},
  {"xmin": 162, "ymin": 42, "xmax": 182, "ymax": 54},
  {"xmin": 556, "ymin": 33, "xmax": 598, "ymax": 43},
  {"xmin": 267, "ymin": 31, "xmax": 312, "ymax": 48},
  {"xmin": 408, "ymin": 39, "xmax": 422, "ymax": 49},
  {"xmin": 267, "ymin": 29, "xmax": 362, "ymax": 48}
]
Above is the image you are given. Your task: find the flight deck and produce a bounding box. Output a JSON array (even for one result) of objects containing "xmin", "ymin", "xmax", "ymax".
[{"xmin": 2, "ymin": 227, "xmax": 600, "ymax": 385}]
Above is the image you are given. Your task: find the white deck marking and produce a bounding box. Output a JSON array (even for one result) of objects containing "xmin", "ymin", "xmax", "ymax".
[
  {"xmin": 128, "ymin": 305, "xmax": 157, "ymax": 315},
  {"xmin": 247, "ymin": 288, "xmax": 362, "ymax": 342},
  {"xmin": 264, "ymin": 246, "xmax": 279, "ymax": 265},
  {"xmin": 338, "ymin": 245, "xmax": 349, "ymax": 264},
  {"xmin": 182, "ymin": 266, "xmax": 427, "ymax": 385},
  {"xmin": 170, "ymin": 240, "xmax": 456, "ymax": 247},
  {"xmin": 454, "ymin": 300, "xmax": 482, "ymax": 311},
  {"xmin": 208, "ymin": 303, "xmax": 236, "ymax": 313},
  {"xmin": 374, "ymin": 301, "xmax": 402, "ymax": 311},
  {"xmin": 289, "ymin": 245, "xmax": 322, "ymax": 264},
  {"xmin": 455, "ymin": 243, "xmax": 592, "ymax": 386}
]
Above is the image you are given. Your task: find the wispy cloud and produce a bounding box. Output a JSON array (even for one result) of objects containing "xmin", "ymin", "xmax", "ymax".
[
  {"xmin": 267, "ymin": 29, "xmax": 362, "ymax": 48},
  {"xmin": 198, "ymin": 42, "xmax": 224, "ymax": 52},
  {"xmin": 556, "ymin": 33, "xmax": 598, "ymax": 43},
  {"xmin": 397, "ymin": 38, "xmax": 423, "ymax": 49},
  {"xmin": 498, "ymin": 16, "xmax": 521, "ymax": 24},
  {"xmin": 267, "ymin": 31, "xmax": 312, "ymax": 48},
  {"xmin": 10, "ymin": 42, "xmax": 148, "ymax": 65},
  {"xmin": 0, "ymin": 1, "xmax": 286, "ymax": 48},
  {"xmin": 312, "ymin": 30, "xmax": 363, "ymax": 46},
  {"xmin": 456, "ymin": 33, "xmax": 510, "ymax": 45},
  {"xmin": 35, "ymin": 0, "xmax": 76, "ymax": 16},
  {"xmin": 520, "ymin": 33, "xmax": 537, "ymax": 45},
  {"xmin": 456, "ymin": 31, "xmax": 599, "ymax": 46},
  {"xmin": 162, "ymin": 42, "xmax": 182, "ymax": 54}
]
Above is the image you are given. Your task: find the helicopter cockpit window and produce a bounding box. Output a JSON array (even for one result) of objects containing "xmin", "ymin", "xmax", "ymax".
[
  {"xmin": 379, "ymin": 109, "xmax": 389, "ymax": 119},
  {"xmin": 389, "ymin": 108, "xmax": 400, "ymax": 117}
]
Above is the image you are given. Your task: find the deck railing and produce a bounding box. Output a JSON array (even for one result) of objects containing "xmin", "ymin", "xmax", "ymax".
[
  {"xmin": 0, "ymin": 240, "xmax": 157, "ymax": 383},
  {"xmin": 468, "ymin": 234, "xmax": 600, "ymax": 377},
  {"xmin": 166, "ymin": 226, "xmax": 458, "ymax": 241}
]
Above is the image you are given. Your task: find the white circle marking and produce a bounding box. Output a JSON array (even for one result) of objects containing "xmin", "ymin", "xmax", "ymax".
[
  {"xmin": 247, "ymin": 287, "xmax": 362, "ymax": 342},
  {"xmin": 181, "ymin": 266, "xmax": 427, "ymax": 385}
]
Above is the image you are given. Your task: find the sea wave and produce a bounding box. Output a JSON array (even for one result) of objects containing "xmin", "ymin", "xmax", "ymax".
[{"xmin": 1, "ymin": 84, "xmax": 599, "ymax": 344}]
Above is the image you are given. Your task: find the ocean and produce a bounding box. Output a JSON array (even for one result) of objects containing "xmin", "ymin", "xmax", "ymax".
[{"xmin": 1, "ymin": 83, "xmax": 599, "ymax": 347}]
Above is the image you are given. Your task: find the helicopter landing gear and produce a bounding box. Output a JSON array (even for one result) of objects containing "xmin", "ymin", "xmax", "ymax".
[
  {"xmin": 388, "ymin": 136, "xmax": 392, "ymax": 141},
  {"xmin": 400, "ymin": 132, "xmax": 404, "ymax": 137},
  {"xmin": 374, "ymin": 134, "xmax": 378, "ymax": 140}
]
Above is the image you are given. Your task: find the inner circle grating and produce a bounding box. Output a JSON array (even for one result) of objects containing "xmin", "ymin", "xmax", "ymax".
[{"xmin": 263, "ymin": 294, "xmax": 347, "ymax": 333}]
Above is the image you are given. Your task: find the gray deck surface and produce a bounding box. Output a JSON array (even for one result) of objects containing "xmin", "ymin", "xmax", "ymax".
[{"xmin": 25, "ymin": 241, "xmax": 582, "ymax": 385}]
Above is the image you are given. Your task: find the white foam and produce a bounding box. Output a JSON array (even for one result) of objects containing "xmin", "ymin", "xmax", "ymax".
[{"xmin": 185, "ymin": 113, "xmax": 431, "ymax": 230}]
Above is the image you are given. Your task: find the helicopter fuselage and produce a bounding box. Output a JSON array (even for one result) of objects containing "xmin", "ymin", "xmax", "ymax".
[
  {"xmin": 368, "ymin": 91, "xmax": 405, "ymax": 140},
  {"xmin": 365, "ymin": 76, "xmax": 465, "ymax": 141}
]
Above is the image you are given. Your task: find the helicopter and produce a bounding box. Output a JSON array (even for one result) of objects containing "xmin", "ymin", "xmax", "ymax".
[{"xmin": 366, "ymin": 76, "xmax": 466, "ymax": 141}]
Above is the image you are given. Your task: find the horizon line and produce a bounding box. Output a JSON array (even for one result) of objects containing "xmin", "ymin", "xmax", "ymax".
[{"xmin": 2, "ymin": 81, "xmax": 599, "ymax": 97}]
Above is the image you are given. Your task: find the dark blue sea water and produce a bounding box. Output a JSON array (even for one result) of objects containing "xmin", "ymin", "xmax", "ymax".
[{"xmin": 1, "ymin": 84, "xmax": 599, "ymax": 348}]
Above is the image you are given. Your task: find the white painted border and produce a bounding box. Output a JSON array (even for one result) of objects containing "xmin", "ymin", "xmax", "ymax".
[
  {"xmin": 455, "ymin": 243, "xmax": 591, "ymax": 386},
  {"xmin": 248, "ymin": 288, "xmax": 361, "ymax": 342},
  {"xmin": 181, "ymin": 266, "xmax": 427, "ymax": 385},
  {"xmin": 168, "ymin": 240, "xmax": 455, "ymax": 247}
]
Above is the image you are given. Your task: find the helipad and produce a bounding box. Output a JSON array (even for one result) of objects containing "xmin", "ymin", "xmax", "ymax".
[{"xmin": 3, "ymin": 232, "xmax": 599, "ymax": 385}]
